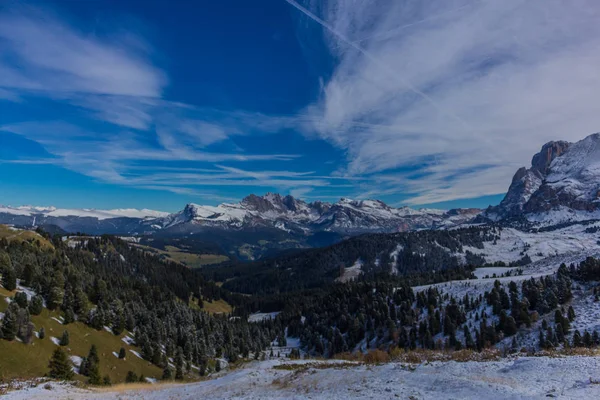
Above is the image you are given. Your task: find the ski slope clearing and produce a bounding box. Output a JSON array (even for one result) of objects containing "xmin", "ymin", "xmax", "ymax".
[
  {"xmin": 4, "ymin": 356, "xmax": 600, "ymax": 399},
  {"xmin": 463, "ymin": 225, "xmax": 600, "ymax": 264},
  {"xmin": 414, "ymin": 249, "xmax": 600, "ymax": 299}
]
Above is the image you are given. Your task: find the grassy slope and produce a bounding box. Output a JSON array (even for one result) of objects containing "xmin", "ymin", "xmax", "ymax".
[
  {"xmin": 187, "ymin": 295, "xmax": 233, "ymax": 315},
  {"xmin": 132, "ymin": 244, "xmax": 228, "ymax": 269},
  {"xmin": 200, "ymin": 299, "xmax": 233, "ymax": 314},
  {"xmin": 0, "ymin": 288, "xmax": 161, "ymax": 383},
  {"xmin": 0, "ymin": 225, "xmax": 53, "ymax": 250}
]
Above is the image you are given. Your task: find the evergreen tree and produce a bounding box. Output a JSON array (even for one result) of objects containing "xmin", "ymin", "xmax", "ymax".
[
  {"xmin": 29, "ymin": 295, "xmax": 44, "ymax": 315},
  {"xmin": 86, "ymin": 344, "xmax": 102, "ymax": 384},
  {"xmin": 538, "ymin": 329, "xmax": 545, "ymax": 349},
  {"xmin": 2, "ymin": 265, "xmax": 17, "ymax": 291},
  {"xmin": 119, "ymin": 347, "xmax": 127, "ymax": 359},
  {"xmin": 162, "ymin": 366, "xmax": 173, "ymax": 380},
  {"xmin": 14, "ymin": 292, "xmax": 28, "ymax": 308},
  {"xmin": 59, "ymin": 330, "xmax": 70, "ymax": 346},
  {"xmin": 39, "ymin": 327, "xmax": 45, "ymax": 340},
  {"xmin": 567, "ymin": 306, "xmax": 576, "ymax": 322},
  {"xmin": 126, "ymin": 371, "xmax": 138, "ymax": 383},
  {"xmin": 1, "ymin": 302, "xmax": 19, "ymax": 340},
  {"xmin": 48, "ymin": 347, "xmax": 74, "ymax": 380}
]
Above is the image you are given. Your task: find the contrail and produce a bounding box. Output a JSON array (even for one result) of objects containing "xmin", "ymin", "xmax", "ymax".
[
  {"xmin": 351, "ymin": 1, "xmax": 480, "ymax": 44},
  {"xmin": 284, "ymin": 0, "xmax": 473, "ymax": 130}
]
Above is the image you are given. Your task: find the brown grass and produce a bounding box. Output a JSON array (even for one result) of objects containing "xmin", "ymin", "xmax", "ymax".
[{"xmin": 333, "ymin": 348, "xmax": 502, "ymax": 364}]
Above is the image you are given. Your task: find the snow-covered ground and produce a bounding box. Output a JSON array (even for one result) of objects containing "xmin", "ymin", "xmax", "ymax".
[
  {"xmin": 248, "ymin": 312, "xmax": 280, "ymax": 323},
  {"xmin": 414, "ymin": 249, "xmax": 600, "ymax": 299},
  {"xmin": 5, "ymin": 356, "xmax": 600, "ymax": 399},
  {"xmin": 336, "ymin": 259, "xmax": 363, "ymax": 283},
  {"xmin": 463, "ymin": 225, "xmax": 600, "ymax": 264}
]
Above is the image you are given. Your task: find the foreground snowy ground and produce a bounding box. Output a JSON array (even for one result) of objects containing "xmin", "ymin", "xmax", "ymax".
[{"xmin": 5, "ymin": 356, "xmax": 600, "ymax": 399}]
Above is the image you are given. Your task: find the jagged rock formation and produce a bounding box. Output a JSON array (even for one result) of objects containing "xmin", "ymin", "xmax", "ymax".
[{"xmin": 486, "ymin": 133, "xmax": 600, "ymax": 224}]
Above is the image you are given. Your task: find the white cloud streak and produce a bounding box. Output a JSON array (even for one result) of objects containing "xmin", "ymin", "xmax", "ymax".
[{"xmin": 290, "ymin": 0, "xmax": 600, "ymax": 204}]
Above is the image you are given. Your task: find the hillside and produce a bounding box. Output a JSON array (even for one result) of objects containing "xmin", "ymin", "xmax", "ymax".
[
  {"xmin": 0, "ymin": 227, "xmax": 276, "ymax": 385},
  {"xmin": 0, "ymin": 286, "xmax": 162, "ymax": 382},
  {"xmin": 206, "ymin": 221, "xmax": 600, "ymax": 295}
]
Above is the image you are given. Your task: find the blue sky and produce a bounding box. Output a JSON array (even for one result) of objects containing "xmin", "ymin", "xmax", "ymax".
[{"xmin": 1, "ymin": 0, "xmax": 599, "ymax": 212}]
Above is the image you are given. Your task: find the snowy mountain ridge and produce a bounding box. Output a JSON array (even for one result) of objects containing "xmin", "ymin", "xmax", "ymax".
[
  {"xmin": 0, "ymin": 193, "xmax": 481, "ymax": 236},
  {"xmin": 151, "ymin": 193, "xmax": 481, "ymax": 234},
  {"xmin": 486, "ymin": 132, "xmax": 600, "ymax": 225}
]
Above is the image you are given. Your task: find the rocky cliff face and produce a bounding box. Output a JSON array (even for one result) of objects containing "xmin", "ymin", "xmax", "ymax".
[
  {"xmin": 486, "ymin": 133, "xmax": 600, "ymax": 223},
  {"xmin": 488, "ymin": 140, "xmax": 570, "ymax": 219}
]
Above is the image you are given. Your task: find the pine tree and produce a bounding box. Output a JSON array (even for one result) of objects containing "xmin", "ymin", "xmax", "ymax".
[
  {"xmin": 162, "ymin": 366, "xmax": 173, "ymax": 380},
  {"xmin": 573, "ymin": 330, "xmax": 582, "ymax": 347},
  {"xmin": 567, "ymin": 306, "xmax": 576, "ymax": 322},
  {"xmin": 48, "ymin": 347, "xmax": 74, "ymax": 380},
  {"xmin": 504, "ymin": 316, "xmax": 518, "ymax": 336},
  {"xmin": 175, "ymin": 347, "xmax": 184, "ymax": 380},
  {"xmin": 29, "ymin": 295, "xmax": 43, "ymax": 315},
  {"xmin": 86, "ymin": 345, "xmax": 102, "ymax": 385},
  {"xmin": 538, "ymin": 329, "xmax": 546, "ymax": 349},
  {"xmin": 1, "ymin": 303, "xmax": 19, "ymax": 340},
  {"xmin": 39, "ymin": 327, "xmax": 45, "ymax": 340},
  {"xmin": 14, "ymin": 292, "xmax": 28, "ymax": 308},
  {"xmin": 2, "ymin": 265, "xmax": 17, "ymax": 291},
  {"xmin": 119, "ymin": 347, "xmax": 127, "ymax": 359},
  {"xmin": 59, "ymin": 330, "xmax": 70, "ymax": 346},
  {"xmin": 126, "ymin": 371, "xmax": 138, "ymax": 383}
]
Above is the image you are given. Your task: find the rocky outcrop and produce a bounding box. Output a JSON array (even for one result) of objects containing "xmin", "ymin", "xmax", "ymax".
[{"xmin": 486, "ymin": 133, "xmax": 600, "ymax": 223}]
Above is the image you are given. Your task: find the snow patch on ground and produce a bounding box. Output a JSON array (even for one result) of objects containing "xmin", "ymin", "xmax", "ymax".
[
  {"xmin": 4, "ymin": 357, "xmax": 600, "ymax": 399},
  {"xmin": 414, "ymin": 250, "xmax": 600, "ymax": 299},
  {"xmin": 129, "ymin": 350, "xmax": 143, "ymax": 359},
  {"xmin": 121, "ymin": 335, "xmax": 135, "ymax": 345},
  {"xmin": 248, "ymin": 312, "xmax": 280, "ymax": 323},
  {"xmin": 335, "ymin": 259, "xmax": 363, "ymax": 283},
  {"xmin": 464, "ymin": 225, "xmax": 600, "ymax": 264},
  {"xmin": 15, "ymin": 281, "xmax": 37, "ymax": 301},
  {"xmin": 50, "ymin": 337, "xmax": 60, "ymax": 346}
]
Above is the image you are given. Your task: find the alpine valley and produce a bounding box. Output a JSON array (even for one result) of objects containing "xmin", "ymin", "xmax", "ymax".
[{"xmin": 3, "ymin": 134, "xmax": 600, "ymax": 399}]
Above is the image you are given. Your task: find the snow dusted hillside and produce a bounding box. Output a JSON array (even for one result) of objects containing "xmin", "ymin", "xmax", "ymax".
[
  {"xmin": 461, "ymin": 224, "xmax": 600, "ymax": 264},
  {"xmin": 6, "ymin": 357, "xmax": 600, "ymax": 399}
]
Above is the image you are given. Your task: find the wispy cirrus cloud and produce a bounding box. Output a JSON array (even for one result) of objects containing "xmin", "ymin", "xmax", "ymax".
[
  {"xmin": 0, "ymin": 5, "xmax": 327, "ymax": 201},
  {"xmin": 289, "ymin": 0, "xmax": 600, "ymax": 205}
]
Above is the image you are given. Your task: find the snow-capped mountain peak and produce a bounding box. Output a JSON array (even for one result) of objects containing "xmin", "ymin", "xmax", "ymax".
[{"xmin": 485, "ymin": 132, "xmax": 600, "ymax": 225}]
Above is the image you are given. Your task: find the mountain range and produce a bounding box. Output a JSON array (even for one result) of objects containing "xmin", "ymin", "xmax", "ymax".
[
  {"xmin": 0, "ymin": 194, "xmax": 480, "ymax": 236},
  {"xmin": 4, "ymin": 132, "xmax": 600, "ymax": 259}
]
